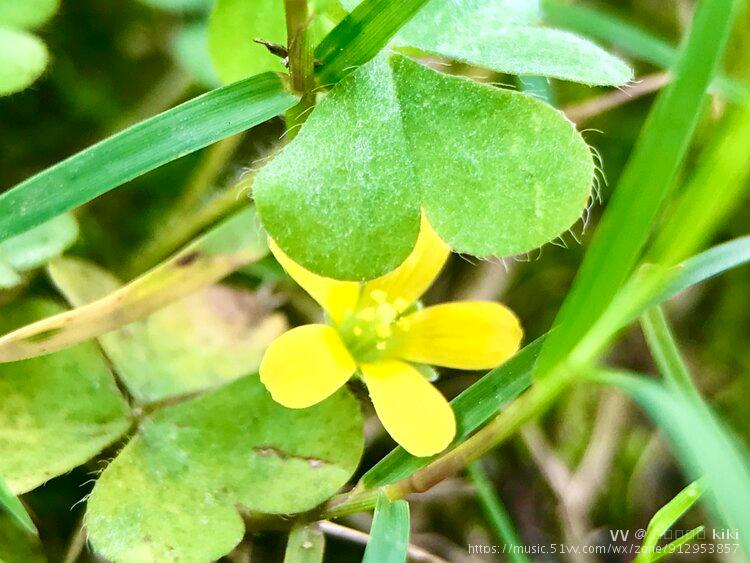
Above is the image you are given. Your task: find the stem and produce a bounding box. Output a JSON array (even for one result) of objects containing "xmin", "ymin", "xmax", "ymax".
[
  {"xmin": 284, "ymin": 0, "xmax": 316, "ymax": 138},
  {"xmin": 467, "ymin": 462, "xmax": 529, "ymax": 563}
]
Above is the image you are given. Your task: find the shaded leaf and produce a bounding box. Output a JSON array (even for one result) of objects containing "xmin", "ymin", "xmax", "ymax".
[
  {"xmin": 362, "ymin": 493, "xmax": 410, "ymax": 563},
  {"xmin": 137, "ymin": 0, "xmax": 213, "ymax": 13},
  {"xmin": 0, "ymin": 214, "xmax": 78, "ymax": 290},
  {"xmin": 86, "ymin": 374, "xmax": 363, "ymax": 561},
  {"xmin": 0, "ymin": 0, "xmax": 59, "ymax": 29},
  {"xmin": 0, "ymin": 27, "xmax": 48, "ymax": 96},
  {"xmin": 50, "ymin": 256, "xmax": 287, "ymax": 403},
  {"xmin": 255, "ymin": 55, "xmax": 592, "ymax": 280},
  {"xmin": 0, "ymin": 74, "xmax": 297, "ymax": 242},
  {"xmin": 0, "ymin": 208, "xmax": 268, "ymax": 363},
  {"xmin": 0, "ymin": 512, "xmax": 44, "ymax": 563},
  {"xmin": 0, "ymin": 300, "xmax": 130, "ymax": 494}
]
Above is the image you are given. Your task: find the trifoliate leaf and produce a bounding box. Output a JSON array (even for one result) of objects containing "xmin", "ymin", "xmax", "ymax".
[
  {"xmin": 0, "ymin": 0, "xmax": 59, "ymax": 29},
  {"xmin": 0, "ymin": 300, "xmax": 130, "ymax": 494},
  {"xmin": 86, "ymin": 375, "xmax": 363, "ymax": 561},
  {"xmin": 255, "ymin": 54, "xmax": 421, "ymax": 280},
  {"xmin": 254, "ymin": 55, "xmax": 593, "ymax": 280},
  {"xmin": 396, "ymin": 0, "xmax": 632, "ymax": 86},
  {"xmin": 0, "ymin": 27, "xmax": 48, "ymax": 96},
  {"xmin": 0, "ymin": 214, "xmax": 77, "ymax": 289},
  {"xmin": 49, "ymin": 257, "xmax": 288, "ymax": 403}
]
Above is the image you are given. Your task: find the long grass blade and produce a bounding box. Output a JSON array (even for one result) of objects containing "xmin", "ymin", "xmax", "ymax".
[
  {"xmin": 0, "ymin": 472, "xmax": 36, "ymax": 534},
  {"xmin": 468, "ymin": 462, "xmax": 529, "ymax": 563},
  {"xmin": 537, "ymin": 0, "xmax": 742, "ymax": 376},
  {"xmin": 0, "ymin": 208, "xmax": 267, "ymax": 362},
  {"xmin": 0, "ymin": 73, "xmax": 296, "ymax": 243},
  {"xmin": 315, "ymin": 0, "xmax": 429, "ymax": 85},
  {"xmin": 595, "ymin": 370, "xmax": 750, "ymax": 554},
  {"xmin": 362, "ymin": 493, "xmax": 410, "ymax": 563}
]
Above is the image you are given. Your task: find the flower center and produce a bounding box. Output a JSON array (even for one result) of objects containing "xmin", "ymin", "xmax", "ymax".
[{"xmin": 338, "ymin": 289, "xmax": 410, "ymax": 363}]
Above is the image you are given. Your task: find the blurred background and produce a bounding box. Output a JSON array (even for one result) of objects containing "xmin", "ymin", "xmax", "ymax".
[{"xmin": 1, "ymin": 0, "xmax": 749, "ymax": 561}]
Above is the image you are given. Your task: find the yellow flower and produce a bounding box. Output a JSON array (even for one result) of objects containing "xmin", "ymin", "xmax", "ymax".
[{"xmin": 259, "ymin": 215, "xmax": 523, "ymax": 457}]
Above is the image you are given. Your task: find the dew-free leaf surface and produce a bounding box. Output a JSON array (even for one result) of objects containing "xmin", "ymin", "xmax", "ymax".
[
  {"xmin": 0, "ymin": 0, "xmax": 58, "ymax": 29},
  {"xmin": 0, "ymin": 213, "xmax": 77, "ymax": 289},
  {"xmin": 50, "ymin": 257, "xmax": 287, "ymax": 403},
  {"xmin": 255, "ymin": 55, "xmax": 593, "ymax": 280},
  {"xmin": 362, "ymin": 494, "xmax": 410, "ymax": 563},
  {"xmin": 86, "ymin": 375, "xmax": 363, "ymax": 561},
  {"xmin": 0, "ymin": 513, "xmax": 44, "ymax": 563},
  {"xmin": 0, "ymin": 27, "xmax": 48, "ymax": 96},
  {"xmin": 0, "ymin": 300, "xmax": 130, "ymax": 494},
  {"xmin": 0, "ymin": 474, "xmax": 35, "ymax": 534}
]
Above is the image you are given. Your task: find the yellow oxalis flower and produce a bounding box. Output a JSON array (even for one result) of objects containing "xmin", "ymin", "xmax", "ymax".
[{"xmin": 259, "ymin": 215, "xmax": 523, "ymax": 457}]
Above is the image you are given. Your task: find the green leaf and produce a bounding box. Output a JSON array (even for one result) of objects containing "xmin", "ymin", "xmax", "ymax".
[
  {"xmin": 596, "ymin": 372, "xmax": 750, "ymax": 553},
  {"xmin": 284, "ymin": 524, "xmax": 325, "ymax": 563},
  {"xmin": 635, "ymin": 479, "xmax": 705, "ymax": 563},
  {"xmin": 0, "ymin": 214, "xmax": 78, "ymax": 290},
  {"xmin": 0, "ymin": 27, "xmax": 48, "ymax": 96},
  {"xmin": 536, "ymin": 0, "xmax": 742, "ymax": 376},
  {"xmin": 0, "ymin": 0, "xmax": 59, "ymax": 29},
  {"xmin": 396, "ymin": 0, "xmax": 631, "ymax": 86},
  {"xmin": 0, "ymin": 473, "xmax": 35, "ymax": 534},
  {"xmin": 467, "ymin": 462, "xmax": 528, "ymax": 563},
  {"xmin": 208, "ymin": 0, "xmax": 287, "ymax": 83},
  {"xmin": 137, "ymin": 0, "xmax": 213, "ymax": 13},
  {"xmin": 362, "ymin": 494, "xmax": 410, "ymax": 563},
  {"xmin": 50, "ymin": 257, "xmax": 287, "ymax": 403},
  {"xmin": 86, "ymin": 374, "xmax": 363, "ymax": 562},
  {"xmin": 255, "ymin": 55, "xmax": 593, "ymax": 279},
  {"xmin": 0, "ymin": 512, "xmax": 44, "ymax": 563},
  {"xmin": 315, "ymin": 0, "xmax": 430, "ymax": 85},
  {"xmin": 172, "ymin": 23, "xmax": 221, "ymax": 89},
  {"xmin": 0, "ymin": 208, "xmax": 269, "ymax": 363},
  {"xmin": 362, "ymin": 337, "xmax": 542, "ymax": 488},
  {"xmin": 0, "ymin": 73, "xmax": 297, "ymax": 243},
  {"xmin": 651, "ymin": 526, "xmax": 704, "ymax": 562},
  {"xmin": 542, "ymin": 0, "xmax": 749, "ymax": 103},
  {"xmin": 0, "ymin": 300, "xmax": 130, "ymax": 494}
]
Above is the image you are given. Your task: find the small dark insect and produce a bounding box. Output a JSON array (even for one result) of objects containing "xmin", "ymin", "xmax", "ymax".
[
  {"xmin": 175, "ymin": 251, "xmax": 201, "ymax": 267},
  {"xmin": 253, "ymin": 38, "xmax": 290, "ymax": 67}
]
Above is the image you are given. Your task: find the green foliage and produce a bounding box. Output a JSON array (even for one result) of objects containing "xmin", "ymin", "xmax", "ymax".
[
  {"xmin": 50, "ymin": 257, "xmax": 287, "ymax": 403},
  {"xmin": 255, "ymin": 54, "xmax": 593, "ymax": 280},
  {"xmin": 0, "ymin": 300, "xmax": 131, "ymax": 494},
  {"xmin": 0, "ymin": 512, "xmax": 44, "ymax": 563},
  {"xmin": 137, "ymin": 0, "xmax": 213, "ymax": 13},
  {"xmin": 0, "ymin": 213, "xmax": 77, "ymax": 289},
  {"xmin": 362, "ymin": 494, "xmax": 410, "ymax": 563},
  {"xmin": 0, "ymin": 209, "xmax": 270, "ymax": 362},
  {"xmin": 172, "ymin": 23, "xmax": 221, "ymax": 89},
  {"xmin": 537, "ymin": 0, "xmax": 742, "ymax": 376},
  {"xmin": 284, "ymin": 524, "xmax": 325, "ymax": 563},
  {"xmin": 0, "ymin": 27, "xmax": 48, "ymax": 96},
  {"xmin": 635, "ymin": 479, "xmax": 705, "ymax": 563},
  {"xmin": 86, "ymin": 374, "xmax": 363, "ymax": 561},
  {"xmin": 0, "ymin": 473, "xmax": 35, "ymax": 534},
  {"xmin": 0, "ymin": 0, "xmax": 59, "ymax": 29},
  {"xmin": 0, "ymin": 73, "xmax": 297, "ymax": 242}
]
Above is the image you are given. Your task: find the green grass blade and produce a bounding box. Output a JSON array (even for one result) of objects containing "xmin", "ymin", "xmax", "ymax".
[
  {"xmin": 635, "ymin": 479, "xmax": 705, "ymax": 563},
  {"xmin": 651, "ymin": 526, "xmax": 705, "ymax": 562},
  {"xmin": 362, "ymin": 493, "xmax": 410, "ymax": 563},
  {"xmin": 596, "ymin": 371, "xmax": 750, "ymax": 553},
  {"xmin": 315, "ymin": 0, "xmax": 430, "ymax": 86},
  {"xmin": 0, "ymin": 73, "xmax": 297, "ymax": 243},
  {"xmin": 0, "ymin": 473, "xmax": 36, "ymax": 534},
  {"xmin": 361, "ymin": 336, "xmax": 543, "ymax": 488},
  {"xmin": 640, "ymin": 307, "xmax": 700, "ymax": 400},
  {"xmin": 284, "ymin": 523, "xmax": 325, "ymax": 563},
  {"xmin": 468, "ymin": 462, "xmax": 529, "ymax": 563},
  {"xmin": 537, "ymin": 0, "xmax": 742, "ymax": 376},
  {"xmin": 0, "ymin": 208, "xmax": 268, "ymax": 362},
  {"xmin": 542, "ymin": 0, "xmax": 748, "ymax": 103}
]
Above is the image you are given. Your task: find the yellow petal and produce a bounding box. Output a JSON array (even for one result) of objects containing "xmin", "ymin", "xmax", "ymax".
[
  {"xmin": 269, "ymin": 239, "xmax": 359, "ymax": 325},
  {"xmin": 260, "ymin": 324, "xmax": 356, "ymax": 408},
  {"xmin": 362, "ymin": 213, "xmax": 449, "ymax": 313},
  {"xmin": 394, "ymin": 302, "xmax": 522, "ymax": 370},
  {"xmin": 361, "ymin": 360, "xmax": 455, "ymax": 457}
]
